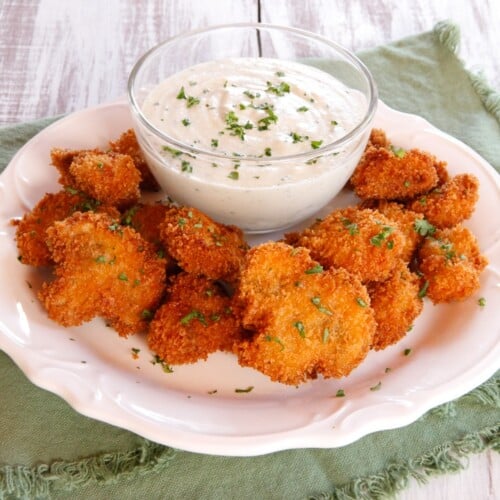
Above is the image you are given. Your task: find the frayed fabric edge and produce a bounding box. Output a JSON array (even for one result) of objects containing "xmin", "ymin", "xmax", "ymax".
[
  {"xmin": 433, "ymin": 20, "xmax": 500, "ymax": 124},
  {"xmin": 0, "ymin": 439, "xmax": 176, "ymax": 500},
  {"xmin": 310, "ymin": 423, "xmax": 499, "ymax": 500}
]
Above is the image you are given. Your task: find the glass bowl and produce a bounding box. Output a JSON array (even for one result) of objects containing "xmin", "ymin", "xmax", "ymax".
[{"xmin": 128, "ymin": 23, "xmax": 377, "ymax": 233}]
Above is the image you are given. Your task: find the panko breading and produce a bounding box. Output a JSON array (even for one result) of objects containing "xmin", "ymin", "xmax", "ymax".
[
  {"xmin": 359, "ymin": 200, "xmax": 424, "ymax": 262},
  {"xmin": 69, "ymin": 152, "xmax": 141, "ymax": 208},
  {"xmin": 50, "ymin": 147, "xmax": 101, "ymax": 187},
  {"xmin": 109, "ymin": 129, "xmax": 160, "ymax": 191},
  {"xmin": 367, "ymin": 261, "xmax": 423, "ymax": 350},
  {"xmin": 367, "ymin": 128, "xmax": 390, "ymax": 149},
  {"xmin": 160, "ymin": 206, "xmax": 248, "ymax": 282},
  {"xmin": 234, "ymin": 242, "xmax": 376, "ymax": 385},
  {"xmin": 38, "ymin": 211, "xmax": 166, "ymax": 336},
  {"xmin": 121, "ymin": 202, "xmax": 177, "ymax": 272},
  {"xmin": 12, "ymin": 189, "xmax": 120, "ymax": 267},
  {"xmin": 285, "ymin": 207, "xmax": 406, "ymax": 282},
  {"xmin": 408, "ymin": 174, "xmax": 479, "ymax": 228},
  {"xmin": 148, "ymin": 273, "xmax": 243, "ymax": 364},
  {"xmin": 418, "ymin": 225, "xmax": 488, "ymax": 303},
  {"xmin": 350, "ymin": 146, "xmax": 439, "ymax": 200}
]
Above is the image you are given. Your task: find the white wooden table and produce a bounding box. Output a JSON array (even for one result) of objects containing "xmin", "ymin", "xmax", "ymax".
[{"xmin": 0, "ymin": 1, "xmax": 498, "ymax": 498}]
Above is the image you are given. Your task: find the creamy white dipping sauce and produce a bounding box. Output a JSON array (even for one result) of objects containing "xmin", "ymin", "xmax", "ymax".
[{"xmin": 137, "ymin": 57, "xmax": 371, "ymax": 232}]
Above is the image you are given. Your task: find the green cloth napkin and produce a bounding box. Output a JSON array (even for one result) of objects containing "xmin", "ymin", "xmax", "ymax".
[{"xmin": 0, "ymin": 21, "xmax": 499, "ymax": 500}]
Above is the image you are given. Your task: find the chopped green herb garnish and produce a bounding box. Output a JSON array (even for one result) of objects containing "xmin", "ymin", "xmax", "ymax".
[
  {"xmin": 370, "ymin": 381, "xmax": 382, "ymax": 391},
  {"xmin": 264, "ymin": 147, "xmax": 272, "ymax": 157},
  {"xmin": 370, "ymin": 226, "xmax": 394, "ymax": 247},
  {"xmin": 311, "ymin": 140, "xmax": 323, "ymax": 150},
  {"xmin": 356, "ymin": 297, "xmax": 368, "ymax": 308},
  {"xmin": 141, "ymin": 309, "xmax": 153, "ymax": 320},
  {"xmin": 322, "ymin": 328, "xmax": 330, "ymax": 344},
  {"xmin": 235, "ymin": 386, "xmax": 254, "ymax": 393},
  {"xmin": 293, "ymin": 321, "xmax": 306, "ymax": 338},
  {"xmin": 335, "ymin": 389, "xmax": 345, "ymax": 397},
  {"xmin": 180, "ymin": 309, "xmax": 207, "ymax": 326},
  {"xmin": 181, "ymin": 118, "xmax": 190, "ymax": 126},
  {"xmin": 478, "ymin": 297, "xmax": 486, "ymax": 307},
  {"xmin": 341, "ymin": 217, "xmax": 359, "ymax": 236},
  {"xmin": 65, "ymin": 186, "xmax": 79, "ymax": 195},
  {"xmin": 266, "ymin": 81, "xmax": 290, "ymax": 96},
  {"xmin": 311, "ymin": 296, "xmax": 333, "ymax": 316},
  {"xmin": 297, "ymin": 106, "xmax": 309, "ymax": 112},
  {"xmin": 224, "ymin": 110, "xmax": 252, "ymax": 140},
  {"xmin": 94, "ymin": 255, "xmax": 107, "ymax": 264},
  {"xmin": 131, "ymin": 347, "xmax": 140, "ymax": 355},
  {"xmin": 305, "ymin": 264, "xmax": 323, "ymax": 274},
  {"xmin": 403, "ymin": 180, "xmax": 411, "ymax": 188},
  {"xmin": 275, "ymin": 71, "xmax": 285, "ymax": 77},
  {"xmin": 176, "ymin": 87, "xmax": 187, "ymax": 99},
  {"xmin": 186, "ymin": 95, "xmax": 200, "ymax": 108},
  {"xmin": 403, "ymin": 348, "xmax": 412, "ymax": 356},
  {"xmin": 162, "ymin": 145, "xmax": 182, "ymax": 157},
  {"xmin": 211, "ymin": 138, "xmax": 219, "ymax": 148},
  {"xmin": 227, "ymin": 171, "xmax": 239, "ymax": 180},
  {"xmin": 290, "ymin": 132, "xmax": 307, "ymax": 143},
  {"xmin": 418, "ymin": 280, "xmax": 429, "ymax": 298},
  {"xmin": 330, "ymin": 120, "xmax": 338, "ymax": 126},
  {"xmin": 264, "ymin": 335, "xmax": 285, "ymax": 350},
  {"xmin": 181, "ymin": 160, "xmax": 193, "ymax": 173},
  {"xmin": 414, "ymin": 219, "xmax": 436, "ymax": 237},
  {"xmin": 257, "ymin": 105, "xmax": 278, "ymax": 131},
  {"xmin": 118, "ymin": 272, "xmax": 128, "ymax": 281},
  {"xmin": 390, "ymin": 145, "xmax": 406, "ymax": 158}
]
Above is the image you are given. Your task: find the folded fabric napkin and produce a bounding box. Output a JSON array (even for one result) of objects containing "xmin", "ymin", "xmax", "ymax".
[{"xmin": 0, "ymin": 21, "xmax": 499, "ymax": 500}]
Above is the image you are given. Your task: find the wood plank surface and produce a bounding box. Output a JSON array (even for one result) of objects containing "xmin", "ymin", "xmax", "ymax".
[{"xmin": 0, "ymin": 1, "xmax": 498, "ymax": 499}]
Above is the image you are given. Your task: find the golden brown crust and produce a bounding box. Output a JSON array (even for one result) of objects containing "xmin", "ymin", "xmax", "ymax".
[
  {"xmin": 350, "ymin": 146, "xmax": 439, "ymax": 200},
  {"xmin": 368, "ymin": 261, "xmax": 423, "ymax": 350},
  {"xmin": 109, "ymin": 128, "xmax": 160, "ymax": 191},
  {"xmin": 234, "ymin": 242, "xmax": 375, "ymax": 385},
  {"xmin": 359, "ymin": 200, "xmax": 424, "ymax": 263},
  {"xmin": 408, "ymin": 174, "xmax": 479, "ymax": 228},
  {"xmin": 417, "ymin": 225, "xmax": 488, "ymax": 303},
  {"xmin": 12, "ymin": 190, "xmax": 120, "ymax": 267},
  {"xmin": 38, "ymin": 211, "xmax": 166, "ymax": 336},
  {"xmin": 285, "ymin": 207, "xmax": 406, "ymax": 283},
  {"xmin": 147, "ymin": 273, "xmax": 243, "ymax": 364},
  {"xmin": 69, "ymin": 152, "xmax": 141, "ymax": 208},
  {"xmin": 160, "ymin": 206, "xmax": 248, "ymax": 282},
  {"xmin": 50, "ymin": 147, "xmax": 102, "ymax": 187}
]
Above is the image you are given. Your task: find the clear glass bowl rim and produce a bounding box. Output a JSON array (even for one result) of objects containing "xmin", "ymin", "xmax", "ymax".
[{"xmin": 127, "ymin": 22, "xmax": 378, "ymax": 164}]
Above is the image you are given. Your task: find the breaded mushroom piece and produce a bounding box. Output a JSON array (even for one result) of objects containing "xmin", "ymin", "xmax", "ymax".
[
  {"xmin": 408, "ymin": 174, "xmax": 479, "ymax": 228},
  {"xmin": 160, "ymin": 206, "xmax": 248, "ymax": 282},
  {"xmin": 350, "ymin": 145, "xmax": 439, "ymax": 200},
  {"xmin": 148, "ymin": 273, "xmax": 243, "ymax": 364},
  {"xmin": 12, "ymin": 189, "xmax": 120, "ymax": 267},
  {"xmin": 109, "ymin": 128, "xmax": 160, "ymax": 191},
  {"xmin": 359, "ymin": 200, "xmax": 425, "ymax": 263},
  {"xmin": 38, "ymin": 211, "xmax": 166, "ymax": 336},
  {"xmin": 367, "ymin": 261, "xmax": 423, "ymax": 350},
  {"xmin": 234, "ymin": 242, "xmax": 376, "ymax": 385},
  {"xmin": 69, "ymin": 152, "xmax": 141, "ymax": 208},
  {"xmin": 418, "ymin": 224, "xmax": 488, "ymax": 303},
  {"xmin": 50, "ymin": 147, "xmax": 102, "ymax": 187},
  {"xmin": 285, "ymin": 207, "xmax": 406, "ymax": 283},
  {"xmin": 121, "ymin": 202, "xmax": 177, "ymax": 272}
]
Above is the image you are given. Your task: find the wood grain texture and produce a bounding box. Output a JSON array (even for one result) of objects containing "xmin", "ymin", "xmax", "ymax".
[{"xmin": 0, "ymin": 1, "xmax": 498, "ymax": 499}]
